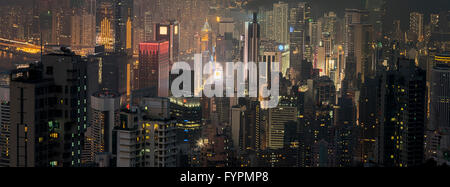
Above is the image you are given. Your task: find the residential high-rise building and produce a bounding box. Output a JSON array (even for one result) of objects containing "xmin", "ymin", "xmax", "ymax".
[
  {"xmin": 9, "ymin": 48, "xmax": 88, "ymax": 167},
  {"xmin": 109, "ymin": 97, "xmax": 178, "ymax": 167},
  {"xmin": 135, "ymin": 97, "xmax": 178, "ymax": 167},
  {"xmin": 380, "ymin": 59, "xmax": 426, "ymax": 167},
  {"xmin": 114, "ymin": 107, "xmax": 138, "ymax": 167},
  {"xmin": 273, "ymin": 2, "xmax": 289, "ymax": 44},
  {"xmin": 258, "ymin": 7, "xmax": 274, "ymax": 40}
]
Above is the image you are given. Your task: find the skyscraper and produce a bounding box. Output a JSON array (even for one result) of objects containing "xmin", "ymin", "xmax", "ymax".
[
  {"xmin": 136, "ymin": 41, "xmax": 170, "ymax": 97},
  {"xmin": 114, "ymin": 0, "xmax": 133, "ymax": 53},
  {"xmin": 289, "ymin": 2, "xmax": 311, "ymax": 82},
  {"xmin": 244, "ymin": 12, "xmax": 260, "ymax": 94},
  {"xmin": 380, "ymin": 59, "xmax": 426, "ymax": 167},
  {"xmin": 344, "ymin": 9, "xmax": 369, "ymax": 57},
  {"xmin": 154, "ymin": 21, "xmax": 180, "ymax": 67},
  {"xmin": 97, "ymin": 0, "xmax": 115, "ymax": 51},
  {"xmin": 273, "ymin": 2, "xmax": 289, "ymax": 44},
  {"xmin": 135, "ymin": 97, "xmax": 178, "ymax": 167},
  {"xmin": 9, "ymin": 48, "xmax": 88, "ymax": 167}
]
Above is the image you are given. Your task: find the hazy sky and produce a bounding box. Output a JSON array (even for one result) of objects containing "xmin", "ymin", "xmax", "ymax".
[
  {"xmin": 248, "ymin": 0, "xmax": 450, "ymax": 30},
  {"xmin": 2, "ymin": 0, "xmax": 449, "ymax": 29}
]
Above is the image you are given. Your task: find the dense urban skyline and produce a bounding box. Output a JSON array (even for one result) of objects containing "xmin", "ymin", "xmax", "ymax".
[{"xmin": 0, "ymin": 0, "xmax": 448, "ymax": 170}]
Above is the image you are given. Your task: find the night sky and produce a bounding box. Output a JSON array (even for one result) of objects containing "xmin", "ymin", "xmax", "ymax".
[{"xmin": 2, "ymin": 0, "xmax": 449, "ymax": 30}]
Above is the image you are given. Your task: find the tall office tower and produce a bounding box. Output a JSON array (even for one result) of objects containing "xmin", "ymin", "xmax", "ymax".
[
  {"xmin": 42, "ymin": 6, "xmax": 71, "ymax": 46},
  {"xmin": 132, "ymin": 0, "xmax": 146, "ymax": 55},
  {"xmin": 83, "ymin": 91, "xmax": 120, "ymax": 165},
  {"xmin": 71, "ymin": 0, "xmax": 96, "ymax": 55},
  {"xmin": 273, "ymin": 2, "xmax": 289, "ymax": 44},
  {"xmin": 344, "ymin": 9, "xmax": 369, "ymax": 57},
  {"xmin": 267, "ymin": 107, "xmax": 297, "ymax": 150},
  {"xmin": 347, "ymin": 23, "xmax": 374, "ymax": 85},
  {"xmin": 242, "ymin": 13, "xmax": 261, "ymax": 103},
  {"xmin": 9, "ymin": 49, "xmax": 88, "ymax": 167},
  {"xmin": 136, "ymin": 41, "xmax": 170, "ymax": 97},
  {"xmin": 114, "ymin": 0, "xmax": 133, "ymax": 53},
  {"xmin": 0, "ymin": 86, "xmax": 10, "ymax": 167},
  {"xmin": 154, "ymin": 21, "xmax": 180, "ymax": 67},
  {"xmin": 321, "ymin": 12, "xmax": 337, "ymax": 44},
  {"xmin": 344, "ymin": 9, "xmax": 373, "ymax": 86},
  {"xmin": 321, "ymin": 32, "xmax": 333, "ymax": 77},
  {"xmin": 380, "ymin": 59, "xmax": 426, "ymax": 167},
  {"xmin": 258, "ymin": 7, "xmax": 274, "ymax": 40},
  {"xmin": 136, "ymin": 97, "xmax": 178, "ymax": 167},
  {"xmin": 97, "ymin": 0, "xmax": 115, "ymax": 51},
  {"xmin": 429, "ymin": 54, "xmax": 450, "ymax": 164},
  {"xmin": 244, "ymin": 13, "xmax": 260, "ymax": 64},
  {"xmin": 289, "ymin": 2, "xmax": 310, "ymax": 82},
  {"xmin": 409, "ymin": 12, "xmax": 424, "ymax": 42}
]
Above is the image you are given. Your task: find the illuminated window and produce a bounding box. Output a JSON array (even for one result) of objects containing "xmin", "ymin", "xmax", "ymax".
[{"xmin": 160, "ymin": 26, "xmax": 168, "ymax": 35}]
